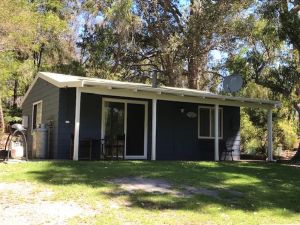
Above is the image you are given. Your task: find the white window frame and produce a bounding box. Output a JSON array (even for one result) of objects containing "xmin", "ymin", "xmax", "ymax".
[
  {"xmin": 32, "ymin": 100, "xmax": 43, "ymax": 131},
  {"xmin": 198, "ymin": 106, "xmax": 223, "ymax": 139},
  {"xmin": 101, "ymin": 97, "xmax": 148, "ymax": 160}
]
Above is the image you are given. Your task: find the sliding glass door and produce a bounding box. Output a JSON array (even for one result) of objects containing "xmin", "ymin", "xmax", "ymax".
[{"xmin": 102, "ymin": 98, "xmax": 148, "ymax": 159}]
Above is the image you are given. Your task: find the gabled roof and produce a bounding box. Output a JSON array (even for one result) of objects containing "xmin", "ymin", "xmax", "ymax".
[{"xmin": 21, "ymin": 72, "xmax": 280, "ymax": 109}]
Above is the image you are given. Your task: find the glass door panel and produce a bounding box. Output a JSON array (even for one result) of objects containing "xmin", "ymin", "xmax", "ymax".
[
  {"xmin": 104, "ymin": 101, "xmax": 125, "ymax": 142},
  {"xmin": 126, "ymin": 103, "xmax": 145, "ymax": 156}
]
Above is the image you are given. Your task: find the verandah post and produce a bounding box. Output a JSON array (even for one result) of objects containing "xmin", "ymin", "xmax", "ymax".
[
  {"xmin": 73, "ymin": 88, "xmax": 81, "ymax": 161},
  {"xmin": 267, "ymin": 108, "xmax": 273, "ymax": 162},
  {"xmin": 151, "ymin": 98, "xmax": 157, "ymax": 160},
  {"xmin": 214, "ymin": 104, "xmax": 219, "ymax": 161}
]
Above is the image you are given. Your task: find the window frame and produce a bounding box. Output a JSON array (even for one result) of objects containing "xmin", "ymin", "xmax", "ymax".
[
  {"xmin": 32, "ymin": 100, "xmax": 43, "ymax": 131},
  {"xmin": 198, "ymin": 106, "xmax": 223, "ymax": 139}
]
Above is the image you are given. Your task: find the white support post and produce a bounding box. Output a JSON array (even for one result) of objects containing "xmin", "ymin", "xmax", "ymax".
[
  {"xmin": 214, "ymin": 104, "xmax": 219, "ymax": 161},
  {"xmin": 267, "ymin": 109, "xmax": 273, "ymax": 162},
  {"xmin": 151, "ymin": 99, "xmax": 157, "ymax": 160},
  {"xmin": 73, "ymin": 88, "xmax": 81, "ymax": 161}
]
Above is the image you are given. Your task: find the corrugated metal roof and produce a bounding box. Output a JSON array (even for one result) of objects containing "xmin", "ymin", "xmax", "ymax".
[{"xmin": 22, "ymin": 72, "xmax": 280, "ymax": 108}]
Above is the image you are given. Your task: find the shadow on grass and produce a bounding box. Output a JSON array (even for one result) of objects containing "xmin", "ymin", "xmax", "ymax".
[{"xmin": 27, "ymin": 161, "xmax": 300, "ymax": 214}]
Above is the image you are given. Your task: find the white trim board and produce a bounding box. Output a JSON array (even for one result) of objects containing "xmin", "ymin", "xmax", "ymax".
[
  {"xmin": 73, "ymin": 88, "xmax": 82, "ymax": 161},
  {"xmin": 31, "ymin": 100, "xmax": 43, "ymax": 132},
  {"xmin": 151, "ymin": 99, "xmax": 157, "ymax": 161},
  {"xmin": 101, "ymin": 97, "xmax": 148, "ymax": 160},
  {"xmin": 80, "ymin": 86, "xmax": 275, "ymax": 109},
  {"xmin": 198, "ymin": 106, "xmax": 223, "ymax": 139}
]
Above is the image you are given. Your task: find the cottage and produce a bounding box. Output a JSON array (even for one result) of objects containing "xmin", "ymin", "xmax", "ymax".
[{"xmin": 21, "ymin": 72, "xmax": 280, "ymax": 161}]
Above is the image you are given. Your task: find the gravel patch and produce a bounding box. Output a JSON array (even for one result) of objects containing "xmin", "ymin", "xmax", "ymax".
[
  {"xmin": 1, "ymin": 201, "xmax": 96, "ymax": 225},
  {"xmin": 181, "ymin": 185, "xmax": 220, "ymax": 198},
  {"xmin": 110, "ymin": 177, "xmax": 180, "ymax": 195},
  {"xmin": 0, "ymin": 182, "xmax": 100, "ymax": 225},
  {"xmin": 109, "ymin": 177, "xmax": 243, "ymax": 199}
]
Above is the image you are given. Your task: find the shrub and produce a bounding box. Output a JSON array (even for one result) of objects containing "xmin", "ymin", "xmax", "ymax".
[{"xmin": 277, "ymin": 120, "xmax": 298, "ymax": 150}]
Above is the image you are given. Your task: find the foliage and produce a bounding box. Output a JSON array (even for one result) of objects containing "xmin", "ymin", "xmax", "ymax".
[
  {"xmin": 223, "ymin": 0, "xmax": 300, "ymax": 153},
  {"xmin": 78, "ymin": 0, "xmax": 253, "ymax": 89},
  {"xmin": 3, "ymin": 104, "xmax": 22, "ymax": 124},
  {"xmin": 3, "ymin": 115, "xmax": 22, "ymax": 124},
  {"xmin": 240, "ymin": 109, "xmax": 263, "ymax": 154},
  {"xmin": 0, "ymin": 0, "xmax": 82, "ymax": 128},
  {"xmin": 241, "ymin": 107, "xmax": 298, "ymax": 154},
  {"xmin": 277, "ymin": 120, "xmax": 298, "ymax": 150},
  {"xmin": 240, "ymin": 82, "xmax": 298, "ymax": 154}
]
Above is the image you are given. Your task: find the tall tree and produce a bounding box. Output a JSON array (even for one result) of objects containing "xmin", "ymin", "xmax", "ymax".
[
  {"xmin": 0, "ymin": 0, "xmax": 78, "ymax": 128},
  {"xmin": 222, "ymin": 0, "xmax": 300, "ymax": 156},
  {"xmin": 225, "ymin": 0, "xmax": 300, "ymax": 114},
  {"xmin": 78, "ymin": 0, "xmax": 252, "ymax": 89}
]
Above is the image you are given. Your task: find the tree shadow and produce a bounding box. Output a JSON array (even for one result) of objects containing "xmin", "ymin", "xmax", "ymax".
[{"xmin": 27, "ymin": 161, "xmax": 300, "ymax": 214}]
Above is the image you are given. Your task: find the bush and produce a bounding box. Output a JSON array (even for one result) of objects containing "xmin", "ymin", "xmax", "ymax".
[
  {"xmin": 277, "ymin": 120, "xmax": 298, "ymax": 150},
  {"xmin": 241, "ymin": 106, "xmax": 299, "ymax": 155},
  {"xmin": 244, "ymin": 139, "xmax": 262, "ymax": 155},
  {"xmin": 3, "ymin": 104, "xmax": 22, "ymax": 127},
  {"xmin": 240, "ymin": 110, "xmax": 265, "ymax": 155},
  {"xmin": 4, "ymin": 115, "xmax": 22, "ymax": 124}
]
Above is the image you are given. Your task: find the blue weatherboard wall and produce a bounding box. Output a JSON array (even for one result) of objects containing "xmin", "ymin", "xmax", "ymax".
[
  {"xmin": 55, "ymin": 90, "xmax": 102, "ymax": 159},
  {"xmin": 22, "ymin": 78, "xmax": 60, "ymax": 158},
  {"xmin": 156, "ymin": 100, "xmax": 240, "ymax": 160},
  {"xmin": 56, "ymin": 88, "xmax": 76, "ymax": 159}
]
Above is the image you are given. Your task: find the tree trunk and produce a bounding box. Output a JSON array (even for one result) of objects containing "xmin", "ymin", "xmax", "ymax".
[
  {"xmin": 0, "ymin": 98, "xmax": 4, "ymax": 133},
  {"xmin": 291, "ymin": 142, "xmax": 300, "ymax": 163},
  {"xmin": 187, "ymin": 58, "xmax": 198, "ymax": 89},
  {"xmin": 13, "ymin": 78, "xmax": 18, "ymax": 107},
  {"xmin": 292, "ymin": 85, "xmax": 300, "ymax": 162}
]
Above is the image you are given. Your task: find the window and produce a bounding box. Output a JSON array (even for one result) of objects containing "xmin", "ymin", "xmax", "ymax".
[
  {"xmin": 32, "ymin": 101, "xmax": 42, "ymax": 130},
  {"xmin": 198, "ymin": 106, "xmax": 223, "ymax": 139}
]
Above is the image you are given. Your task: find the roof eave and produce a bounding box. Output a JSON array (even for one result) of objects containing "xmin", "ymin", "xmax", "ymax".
[{"xmin": 82, "ymin": 81, "xmax": 280, "ymax": 109}]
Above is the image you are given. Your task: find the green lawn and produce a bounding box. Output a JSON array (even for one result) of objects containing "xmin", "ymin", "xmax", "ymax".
[{"xmin": 0, "ymin": 161, "xmax": 300, "ymax": 225}]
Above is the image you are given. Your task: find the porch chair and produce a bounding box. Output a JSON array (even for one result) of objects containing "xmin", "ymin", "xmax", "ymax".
[
  {"xmin": 102, "ymin": 135, "xmax": 125, "ymax": 160},
  {"xmin": 115, "ymin": 134, "xmax": 125, "ymax": 160},
  {"xmin": 220, "ymin": 138, "xmax": 234, "ymax": 161},
  {"xmin": 69, "ymin": 134, "xmax": 92, "ymax": 160}
]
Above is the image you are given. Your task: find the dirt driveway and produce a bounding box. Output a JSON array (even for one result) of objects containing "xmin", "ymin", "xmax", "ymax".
[{"xmin": 0, "ymin": 182, "xmax": 99, "ymax": 225}]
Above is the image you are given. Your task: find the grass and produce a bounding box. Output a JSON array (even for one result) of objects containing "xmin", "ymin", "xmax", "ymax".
[{"xmin": 0, "ymin": 161, "xmax": 300, "ymax": 224}]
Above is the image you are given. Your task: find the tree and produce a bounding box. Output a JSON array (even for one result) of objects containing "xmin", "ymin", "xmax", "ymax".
[
  {"xmin": 227, "ymin": 1, "xmax": 299, "ymax": 111},
  {"xmin": 183, "ymin": 0, "xmax": 253, "ymax": 89},
  {"xmin": 78, "ymin": 0, "xmax": 252, "ymax": 89},
  {"xmin": 0, "ymin": 0, "xmax": 79, "ymax": 129},
  {"xmin": 222, "ymin": 0, "xmax": 300, "ymax": 156}
]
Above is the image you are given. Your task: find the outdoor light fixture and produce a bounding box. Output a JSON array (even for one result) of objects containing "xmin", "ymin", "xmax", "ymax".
[{"xmin": 186, "ymin": 111, "xmax": 197, "ymax": 118}]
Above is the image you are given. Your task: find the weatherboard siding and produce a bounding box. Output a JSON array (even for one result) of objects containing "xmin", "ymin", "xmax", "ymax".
[
  {"xmin": 70, "ymin": 94, "xmax": 240, "ymax": 161},
  {"xmin": 22, "ymin": 78, "xmax": 60, "ymax": 158},
  {"xmin": 56, "ymin": 88, "xmax": 76, "ymax": 159},
  {"xmin": 156, "ymin": 100, "xmax": 240, "ymax": 160}
]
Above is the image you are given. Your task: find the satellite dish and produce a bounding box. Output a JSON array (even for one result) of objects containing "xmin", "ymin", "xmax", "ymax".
[
  {"xmin": 223, "ymin": 76, "xmax": 231, "ymax": 93},
  {"xmin": 223, "ymin": 75, "xmax": 243, "ymax": 93}
]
